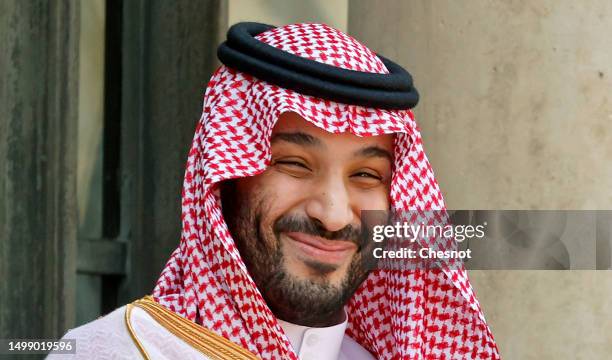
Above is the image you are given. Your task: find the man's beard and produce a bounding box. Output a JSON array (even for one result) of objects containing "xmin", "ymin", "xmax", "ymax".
[{"xmin": 220, "ymin": 180, "xmax": 377, "ymax": 327}]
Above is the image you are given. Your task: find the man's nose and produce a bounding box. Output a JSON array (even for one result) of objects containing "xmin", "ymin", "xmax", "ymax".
[{"xmin": 305, "ymin": 177, "xmax": 355, "ymax": 233}]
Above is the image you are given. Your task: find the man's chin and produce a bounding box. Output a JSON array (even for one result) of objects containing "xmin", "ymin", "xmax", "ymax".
[{"xmin": 283, "ymin": 263, "xmax": 350, "ymax": 288}]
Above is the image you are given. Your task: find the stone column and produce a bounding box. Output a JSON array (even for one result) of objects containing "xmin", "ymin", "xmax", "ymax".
[{"xmin": 0, "ymin": 0, "xmax": 80, "ymax": 340}]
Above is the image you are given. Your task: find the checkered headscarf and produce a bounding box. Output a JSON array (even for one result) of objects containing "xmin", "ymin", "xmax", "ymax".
[{"xmin": 153, "ymin": 23, "xmax": 499, "ymax": 359}]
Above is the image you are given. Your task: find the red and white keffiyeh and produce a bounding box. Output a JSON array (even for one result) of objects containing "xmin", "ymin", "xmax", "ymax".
[{"xmin": 153, "ymin": 23, "xmax": 499, "ymax": 359}]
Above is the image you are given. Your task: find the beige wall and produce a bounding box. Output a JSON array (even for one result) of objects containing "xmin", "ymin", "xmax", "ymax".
[
  {"xmin": 228, "ymin": 0, "xmax": 347, "ymax": 31},
  {"xmin": 349, "ymin": 1, "xmax": 612, "ymax": 358}
]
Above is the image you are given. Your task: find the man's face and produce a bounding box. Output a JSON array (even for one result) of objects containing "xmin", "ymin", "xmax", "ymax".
[{"xmin": 221, "ymin": 112, "xmax": 393, "ymax": 326}]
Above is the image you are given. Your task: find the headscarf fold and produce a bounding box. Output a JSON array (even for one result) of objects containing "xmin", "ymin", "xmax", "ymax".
[{"xmin": 153, "ymin": 23, "xmax": 499, "ymax": 359}]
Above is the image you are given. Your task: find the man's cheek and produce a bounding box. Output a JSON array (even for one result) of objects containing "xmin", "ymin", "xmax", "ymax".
[
  {"xmin": 259, "ymin": 221, "xmax": 281, "ymax": 250},
  {"xmin": 260, "ymin": 178, "xmax": 307, "ymax": 218},
  {"xmin": 354, "ymin": 190, "xmax": 390, "ymax": 212},
  {"xmin": 267, "ymin": 173, "xmax": 308, "ymax": 197}
]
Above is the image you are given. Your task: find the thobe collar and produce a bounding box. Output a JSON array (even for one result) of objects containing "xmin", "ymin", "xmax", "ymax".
[{"xmin": 277, "ymin": 312, "xmax": 348, "ymax": 360}]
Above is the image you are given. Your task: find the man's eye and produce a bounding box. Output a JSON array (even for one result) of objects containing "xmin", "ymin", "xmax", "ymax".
[
  {"xmin": 275, "ymin": 160, "xmax": 309, "ymax": 169},
  {"xmin": 350, "ymin": 171, "xmax": 385, "ymax": 188},
  {"xmin": 273, "ymin": 159, "xmax": 312, "ymax": 178},
  {"xmin": 352, "ymin": 171, "xmax": 382, "ymax": 180}
]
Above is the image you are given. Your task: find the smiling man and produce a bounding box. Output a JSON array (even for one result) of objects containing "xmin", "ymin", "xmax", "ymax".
[{"xmin": 50, "ymin": 22, "xmax": 498, "ymax": 360}]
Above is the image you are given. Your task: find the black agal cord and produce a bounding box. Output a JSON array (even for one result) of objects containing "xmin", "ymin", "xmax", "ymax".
[{"xmin": 217, "ymin": 22, "xmax": 419, "ymax": 110}]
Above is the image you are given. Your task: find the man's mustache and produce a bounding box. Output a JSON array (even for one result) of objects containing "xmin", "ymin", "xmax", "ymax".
[{"xmin": 273, "ymin": 215, "xmax": 368, "ymax": 247}]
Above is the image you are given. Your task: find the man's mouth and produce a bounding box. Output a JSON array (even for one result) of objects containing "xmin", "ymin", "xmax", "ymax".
[{"xmin": 283, "ymin": 231, "xmax": 357, "ymax": 265}]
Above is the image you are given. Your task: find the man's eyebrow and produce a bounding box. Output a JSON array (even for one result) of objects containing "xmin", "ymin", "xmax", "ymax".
[
  {"xmin": 270, "ymin": 132, "xmax": 322, "ymax": 146},
  {"xmin": 354, "ymin": 146, "xmax": 393, "ymax": 162}
]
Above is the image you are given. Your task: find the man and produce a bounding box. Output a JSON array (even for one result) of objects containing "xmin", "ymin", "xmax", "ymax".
[{"xmin": 50, "ymin": 22, "xmax": 498, "ymax": 359}]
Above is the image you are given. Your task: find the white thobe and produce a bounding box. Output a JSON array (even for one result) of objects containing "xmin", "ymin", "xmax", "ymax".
[
  {"xmin": 47, "ymin": 303, "xmax": 375, "ymax": 359},
  {"xmin": 278, "ymin": 314, "xmax": 375, "ymax": 360}
]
